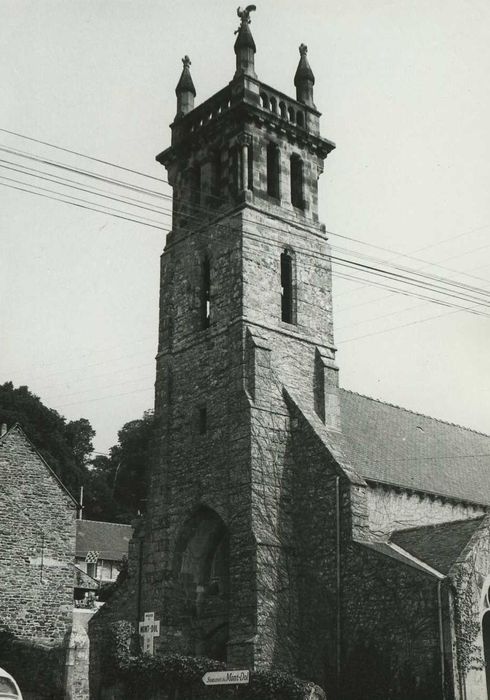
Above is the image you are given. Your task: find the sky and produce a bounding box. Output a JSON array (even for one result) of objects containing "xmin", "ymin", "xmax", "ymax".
[{"xmin": 1, "ymin": 0, "xmax": 490, "ymax": 453}]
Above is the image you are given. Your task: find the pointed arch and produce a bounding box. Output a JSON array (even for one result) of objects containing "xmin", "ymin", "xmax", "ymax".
[{"xmin": 172, "ymin": 505, "xmax": 230, "ymax": 660}]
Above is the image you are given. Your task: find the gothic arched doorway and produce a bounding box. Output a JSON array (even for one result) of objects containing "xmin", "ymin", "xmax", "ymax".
[{"xmin": 173, "ymin": 506, "xmax": 229, "ymax": 660}]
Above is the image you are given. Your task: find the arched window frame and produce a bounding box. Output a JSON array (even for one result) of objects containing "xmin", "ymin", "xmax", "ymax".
[
  {"xmin": 266, "ymin": 142, "xmax": 280, "ymax": 199},
  {"xmin": 280, "ymin": 248, "xmax": 296, "ymax": 324},
  {"xmin": 201, "ymin": 255, "xmax": 211, "ymax": 329},
  {"xmin": 290, "ymin": 154, "xmax": 304, "ymax": 209}
]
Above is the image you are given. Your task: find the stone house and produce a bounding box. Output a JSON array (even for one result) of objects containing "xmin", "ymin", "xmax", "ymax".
[
  {"xmin": 74, "ymin": 519, "xmax": 133, "ymax": 606},
  {"xmin": 0, "ymin": 423, "xmax": 77, "ymax": 696},
  {"xmin": 90, "ymin": 10, "xmax": 490, "ymax": 700}
]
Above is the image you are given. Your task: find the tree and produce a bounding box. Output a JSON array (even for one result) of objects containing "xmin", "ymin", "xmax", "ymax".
[
  {"xmin": 0, "ymin": 382, "xmax": 154, "ymax": 523},
  {"xmin": 0, "ymin": 382, "xmax": 94, "ymax": 499},
  {"xmin": 82, "ymin": 411, "xmax": 154, "ymax": 523}
]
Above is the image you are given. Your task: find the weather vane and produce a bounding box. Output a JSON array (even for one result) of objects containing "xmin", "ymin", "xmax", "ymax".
[{"xmin": 236, "ymin": 5, "xmax": 256, "ymax": 32}]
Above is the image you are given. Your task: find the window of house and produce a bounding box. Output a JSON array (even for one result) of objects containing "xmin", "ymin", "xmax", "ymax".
[
  {"xmin": 281, "ymin": 250, "xmax": 294, "ymax": 324},
  {"xmin": 267, "ymin": 142, "xmax": 280, "ymax": 199},
  {"xmin": 201, "ymin": 256, "xmax": 211, "ymax": 329},
  {"xmin": 290, "ymin": 154, "xmax": 304, "ymax": 209},
  {"xmin": 87, "ymin": 562, "xmax": 98, "ymax": 579}
]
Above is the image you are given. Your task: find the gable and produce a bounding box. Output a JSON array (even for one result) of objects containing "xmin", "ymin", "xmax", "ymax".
[
  {"xmin": 0, "ymin": 423, "xmax": 77, "ymax": 507},
  {"xmin": 339, "ymin": 389, "xmax": 490, "ymax": 506}
]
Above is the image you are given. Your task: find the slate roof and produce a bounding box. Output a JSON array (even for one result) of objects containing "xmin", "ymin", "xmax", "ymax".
[
  {"xmin": 76, "ymin": 519, "xmax": 133, "ymax": 561},
  {"xmin": 73, "ymin": 564, "xmax": 99, "ymax": 590},
  {"xmin": 390, "ymin": 517, "xmax": 485, "ymax": 574},
  {"xmin": 338, "ymin": 389, "xmax": 490, "ymax": 506}
]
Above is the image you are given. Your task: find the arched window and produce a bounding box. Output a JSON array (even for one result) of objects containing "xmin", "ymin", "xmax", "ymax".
[
  {"xmin": 288, "ymin": 106, "xmax": 295, "ymax": 123},
  {"xmin": 296, "ymin": 111, "xmax": 304, "ymax": 128},
  {"xmin": 260, "ymin": 92, "xmax": 269, "ymax": 109},
  {"xmin": 267, "ymin": 142, "xmax": 280, "ymax": 199},
  {"xmin": 201, "ymin": 256, "xmax": 211, "ymax": 329},
  {"xmin": 281, "ymin": 249, "xmax": 295, "ymax": 324},
  {"xmin": 279, "ymin": 101, "xmax": 287, "ymax": 119},
  {"xmin": 290, "ymin": 154, "xmax": 304, "ymax": 209},
  {"xmin": 270, "ymin": 96, "xmax": 277, "ymax": 114}
]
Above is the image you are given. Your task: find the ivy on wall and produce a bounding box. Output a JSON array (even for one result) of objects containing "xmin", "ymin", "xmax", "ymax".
[
  {"xmin": 106, "ymin": 621, "xmax": 325, "ymax": 700},
  {"xmin": 453, "ymin": 555, "xmax": 484, "ymax": 677},
  {"xmin": 0, "ymin": 629, "xmax": 65, "ymax": 700}
]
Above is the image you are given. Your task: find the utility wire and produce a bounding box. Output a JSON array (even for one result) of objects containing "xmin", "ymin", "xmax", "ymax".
[
  {"xmin": 4, "ymin": 133, "xmax": 490, "ymax": 287},
  {"xmin": 0, "ymin": 159, "xmax": 171, "ymax": 217},
  {"xmin": 0, "ymin": 127, "xmax": 167, "ymax": 183},
  {"xmin": 4, "ymin": 142, "xmax": 490, "ymax": 303},
  {"xmin": 4, "ymin": 140, "xmax": 490, "ymax": 319},
  {"xmin": 0, "ymin": 179, "xmax": 165, "ymax": 232},
  {"xmin": 4, "ymin": 174, "xmax": 490, "ymax": 320}
]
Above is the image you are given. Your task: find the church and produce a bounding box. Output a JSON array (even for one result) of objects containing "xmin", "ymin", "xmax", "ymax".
[{"xmin": 90, "ymin": 8, "xmax": 490, "ymax": 700}]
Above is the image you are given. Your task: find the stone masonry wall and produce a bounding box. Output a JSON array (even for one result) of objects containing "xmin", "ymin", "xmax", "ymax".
[
  {"xmin": 368, "ymin": 484, "xmax": 486, "ymax": 538},
  {"xmin": 0, "ymin": 425, "xmax": 76, "ymax": 696},
  {"xmin": 341, "ymin": 541, "xmax": 444, "ymax": 700},
  {"xmin": 449, "ymin": 518, "xmax": 490, "ymax": 700}
]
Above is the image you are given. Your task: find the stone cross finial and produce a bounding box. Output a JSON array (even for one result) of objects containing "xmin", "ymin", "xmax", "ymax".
[
  {"xmin": 237, "ymin": 4, "xmax": 256, "ymax": 28},
  {"xmin": 299, "ymin": 43, "xmax": 308, "ymax": 56},
  {"xmin": 182, "ymin": 55, "xmax": 191, "ymax": 69}
]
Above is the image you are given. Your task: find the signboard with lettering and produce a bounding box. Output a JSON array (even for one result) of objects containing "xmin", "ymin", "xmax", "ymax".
[
  {"xmin": 138, "ymin": 612, "xmax": 160, "ymax": 655},
  {"xmin": 202, "ymin": 670, "xmax": 250, "ymax": 686}
]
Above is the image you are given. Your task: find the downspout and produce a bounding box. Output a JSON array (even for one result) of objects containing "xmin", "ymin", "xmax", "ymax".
[
  {"xmin": 438, "ymin": 579, "xmax": 447, "ymax": 700},
  {"xmin": 40, "ymin": 530, "xmax": 45, "ymax": 583},
  {"xmin": 336, "ymin": 475, "xmax": 341, "ymax": 692},
  {"xmin": 447, "ymin": 584, "xmax": 465, "ymax": 700},
  {"xmin": 136, "ymin": 537, "xmax": 144, "ymax": 631}
]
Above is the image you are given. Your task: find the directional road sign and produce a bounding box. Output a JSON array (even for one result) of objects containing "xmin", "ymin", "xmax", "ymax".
[{"xmin": 202, "ymin": 670, "xmax": 250, "ymax": 686}]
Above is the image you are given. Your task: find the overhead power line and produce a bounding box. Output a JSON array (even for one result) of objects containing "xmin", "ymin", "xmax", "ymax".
[
  {"xmin": 0, "ymin": 127, "xmax": 167, "ymax": 183},
  {"xmin": 3, "ymin": 136, "xmax": 490, "ymax": 297},
  {"xmin": 0, "ymin": 179, "xmax": 165, "ymax": 232},
  {"xmin": 3, "ymin": 173, "xmax": 490, "ymax": 322},
  {"xmin": 3, "ymin": 132, "xmax": 490, "ymax": 326}
]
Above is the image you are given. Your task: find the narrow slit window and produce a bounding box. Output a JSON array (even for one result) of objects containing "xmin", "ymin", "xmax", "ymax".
[
  {"xmin": 281, "ymin": 250, "xmax": 294, "ymax": 324},
  {"xmin": 290, "ymin": 155, "xmax": 304, "ymax": 209},
  {"xmin": 247, "ymin": 144, "xmax": 254, "ymax": 191},
  {"xmin": 267, "ymin": 143, "xmax": 280, "ymax": 199},
  {"xmin": 191, "ymin": 164, "xmax": 201, "ymax": 207},
  {"xmin": 201, "ymin": 256, "xmax": 211, "ymax": 329},
  {"xmin": 212, "ymin": 151, "xmax": 221, "ymax": 203},
  {"xmin": 198, "ymin": 405, "xmax": 207, "ymax": 434}
]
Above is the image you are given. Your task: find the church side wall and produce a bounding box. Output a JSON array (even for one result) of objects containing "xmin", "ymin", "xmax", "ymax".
[
  {"xmin": 341, "ymin": 542, "xmax": 445, "ymax": 700},
  {"xmin": 367, "ymin": 484, "xmax": 486, "ymax": 537},
  {"xmin": 449, "ymin": 519, "xmax": 490, "ymax": 700},
  {"xmin": 285, "ymin": 396, "xmax": 347, "ymax": 697}
]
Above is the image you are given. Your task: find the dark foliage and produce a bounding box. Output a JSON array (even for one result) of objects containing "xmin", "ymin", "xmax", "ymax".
[
  {"xmin": 0, "ymin": 628, "xmax": 65, "ymax": 699},
  {"xmin": 0, "ymin": 381, "xmax": 94, "ymax": 499},
  {"xmin": 84, "ymin": 411, "xmax": 154, "ymax": 522}
]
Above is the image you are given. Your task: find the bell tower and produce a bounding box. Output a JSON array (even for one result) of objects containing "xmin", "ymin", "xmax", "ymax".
[{"xmin": 143, "ymin": 7, "xmax": 337, "ymax": 670}]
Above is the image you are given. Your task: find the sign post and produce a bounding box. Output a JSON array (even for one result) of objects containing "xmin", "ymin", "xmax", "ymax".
[
  {"xmin": 138, "ymin": 612, "xmax": 160, "ymax": 655},
  {"xmin": 202, "ymin": 670, "xmax": 250, "ymax": 686}
]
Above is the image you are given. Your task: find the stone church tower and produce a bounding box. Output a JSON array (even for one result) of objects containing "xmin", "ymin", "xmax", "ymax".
[
  {"xmin": 144, "ymin": 8, "xmax": 336, "ymax": 671},
  {"xmin": 90, "ymin": 10, "xmax": 490, "ymax": 700}
]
